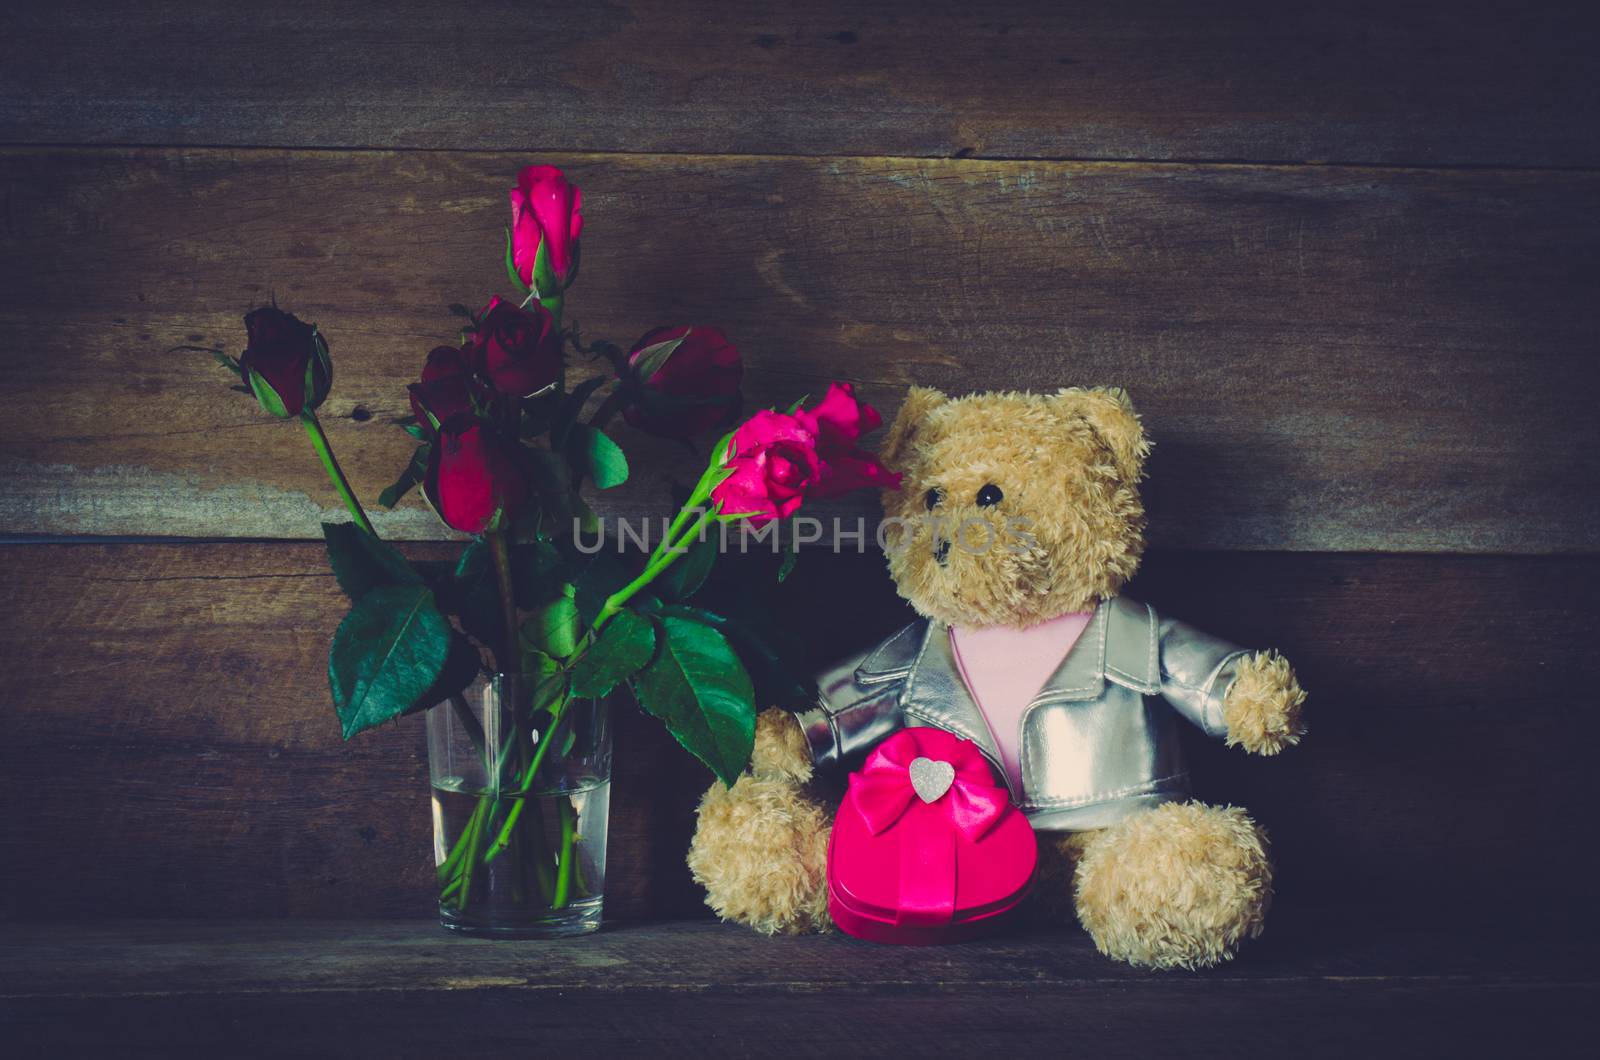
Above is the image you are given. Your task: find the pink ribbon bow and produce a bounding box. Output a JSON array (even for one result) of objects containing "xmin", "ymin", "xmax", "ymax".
[{"xmin": 846, "ymin": 729, "xmax": 1012, "ymax": 925}]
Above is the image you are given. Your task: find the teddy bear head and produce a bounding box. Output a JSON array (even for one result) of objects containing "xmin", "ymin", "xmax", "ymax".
[{"xmin": 877, "ymin": 386, "xmax": 1151, "ymax": 629}]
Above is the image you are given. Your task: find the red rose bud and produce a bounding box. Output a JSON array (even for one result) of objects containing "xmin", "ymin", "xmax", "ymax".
[
  {"xmin": 622, "ymin": 324, "xmax": 744, "ymax": 439},
  {"xmin": 710, "ymin": 410, "xmax": 824, "ymax": 526},
  {"xmin": 423, "ymin": 421, "xmax": 528, "ymax": 535},
  {"xmin": 509, "ymin": 165, "xmax": 583, "ymax": 296},
  {"xmin": 239, "ymin": 306, "xmax": 332, "ymax": 418},
  {"xmin": 800, "ymin": 382, "xmax": 902, "ymax": 497},
  {"xmin": 407, "ymin": 345, "xmax": 476, "ymax": 433},
  {"xmin": 466, "ymin": 296, "xmax": 562, "ymax": 397}
]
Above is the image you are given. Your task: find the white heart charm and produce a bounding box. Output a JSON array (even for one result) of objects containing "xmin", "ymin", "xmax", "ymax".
[{"xmin": 908, "ymin": 756, "xmax": 955, "ymax": 804}]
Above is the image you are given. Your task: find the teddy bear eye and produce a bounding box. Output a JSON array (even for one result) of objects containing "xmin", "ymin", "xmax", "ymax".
[
  {"xmin": 976, "ymin": 483, "xmax": 1004, "ymax": 507},
  {"xmin": 924, "ymin": 486, "xmax": 944, "ymax": 510}
]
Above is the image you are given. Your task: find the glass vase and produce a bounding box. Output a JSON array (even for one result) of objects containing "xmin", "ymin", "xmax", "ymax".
[{"xmin": 427, "ymin": 673, "xmax": 613, "ymax": 937}]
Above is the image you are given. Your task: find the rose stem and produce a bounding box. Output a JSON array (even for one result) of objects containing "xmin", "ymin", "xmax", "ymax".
[
  {"xmin": 520, "ymin": 798, "xmax": 556, "ymax": 903},
  {"xmin": 300, "ymin": 410, "xmax": 375, "ymax": 535},
  {"xmin": 486, "ymin": 530, "xmax": 519, "ymax": 677},
  {"xmin": 485, "ymin": 507, "xmax": 719, "ymax": 861},
  {"xmin": 551, "ymin": 797, "xmax": 578, "ymax": 909},
  {"xmin": 594, "ymin": 506, "xmax": 716, "ymax": 626}
]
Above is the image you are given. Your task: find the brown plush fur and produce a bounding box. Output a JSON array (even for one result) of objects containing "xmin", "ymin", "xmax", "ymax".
[
  {"xmin": 1223, "ymin": 650, "xmax": 1308, "ymax": 755},
  {"xmin": 689, "ymin": 386, "xmax": 1304, "ymax": 967},
  {"xmin": 879, "ymin": 387, "xmax": 1150, "ymax": 628},
  {"xmin": 1073, "ymin": 802, "xmax": 1273, "ymax": 970},
  {"xmin": 749, "ymin": 705, "xmax": 815, "ymax": 783},
  {"xmin": 687, "ymin": 769, "xmax": 833, "ymax": 935}
]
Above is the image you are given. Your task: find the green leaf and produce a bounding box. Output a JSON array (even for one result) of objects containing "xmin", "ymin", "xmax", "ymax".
[
  {"xmin": 569, "ymin": 610, "xmax": 656, "ymax": 699},
  {"xmin": 553, "ymin": 375, "xmax": 609, "ymax": 449},
  {"xmin": 377, "ymin": 442, "xmax": 430, "ymax": 509},
  {"xmin": 504, "ymin": 227, "xmax": 531, "ymax": 297},
  {"xmin": 530, "ymin": 233, "xmax": 558, "ymax": 301},
  {"xmin": 521, "ymin": 596, "xmax": 580, "ymax": 660},
  {"xmin": 655, "ymin": 531, "xmax": 717, "ymax": 601},
  {"xmin": 397, "ymin": 416, "xmax": 429, "ymax": 442},
  {"xmin": 568, "ymin": 424, "xmax": 629, "ymax": 489},
  {"xmin": 329, "ymin": 584, "xmax": 453, "ymax": 739},
  {"xmin": 245, "ymin": 365, "xmax": 291, "ymax": 419},
  {"xmin": 413, "ymin": 632, "xmax": 484, "ymax": 712},
  {"xmin": 631, "ymin": 617, "xmax": 757, "ymax": 786},
  {"xmin": 659, "ymin": 603, "xmax": 814, "ymax": 713},
  {"xmin": 526, "ymin": 448, "xmax": 575, "ymax": 525},
  {"xmin": 628, "ymin": 333, "xmax": 687, "ymax": 384},
  {"xmin": 437, "ymin": 539, "xmax": 504, "ymax": 650},
  {"xmin": 322, "ymin": 522, "xmax": 421, "ymax": 601},
  {"xmin": 512, "ymin": 540, "xmax": 568, "ymax": 609},
  {"xmin": 454, "ymin": 537, "xmax": 489, "ymax": 581},
  {"xmin": 573, "ymin": 553, "xmax": 632, "ymax": 630},
  {"xmin": 778, "ymin": 537, "xmax": 800, "ymax": 583},
  {"xmin": 212, "ymin": 350, "xmax": 244, "ymax": 378}
]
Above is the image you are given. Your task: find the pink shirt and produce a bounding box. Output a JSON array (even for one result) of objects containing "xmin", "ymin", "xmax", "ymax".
[{"xmin": 949, "ymin": 612, "xmax": 1093, "ymax": 793}]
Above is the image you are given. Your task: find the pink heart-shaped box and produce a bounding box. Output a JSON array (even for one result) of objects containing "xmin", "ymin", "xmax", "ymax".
[{"xmin": 827, "ymin": 727, "xmax": 1037, "ymax": 945}]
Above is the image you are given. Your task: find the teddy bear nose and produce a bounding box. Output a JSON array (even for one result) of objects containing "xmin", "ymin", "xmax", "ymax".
[{"xmin": 933, "ymin": 539, "xmax": 951, "ymax": 566}]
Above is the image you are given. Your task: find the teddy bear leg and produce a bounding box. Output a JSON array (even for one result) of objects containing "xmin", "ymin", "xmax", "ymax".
[
  {"xmin": 1071, "ymin": 802, "xmax": 1273, "ymax": 969},
  {"xmin": 685, "ymin": 709, "xmax": 833, "ymax": 935}
]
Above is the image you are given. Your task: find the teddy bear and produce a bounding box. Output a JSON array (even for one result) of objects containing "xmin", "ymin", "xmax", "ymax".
[{"xmin": 688, "ymin": 386, "xmax": 1307, "ymax": 969}]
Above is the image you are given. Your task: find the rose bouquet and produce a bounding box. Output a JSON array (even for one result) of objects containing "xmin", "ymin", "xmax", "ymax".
[{"xmin": 208, "ymin": 164, "xmax": 899, "ymax": 936}]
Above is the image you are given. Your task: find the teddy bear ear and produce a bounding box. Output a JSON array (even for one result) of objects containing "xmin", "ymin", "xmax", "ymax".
[
  {"xmin": 1052, "ymin": 386, "xmax": 1151, "ymax": 480},
  {"xmin": 879, "ymin": 386, "xmax": 950, "ymax": 472}
]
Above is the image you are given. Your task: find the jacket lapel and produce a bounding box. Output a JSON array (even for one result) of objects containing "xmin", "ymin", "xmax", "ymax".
[
  {"xmin": 1027, "ymin": 600, "xmax": 1111, "ymax": 706},
  {"xmin": 893, "ymin": 620, "xmax": 1008, "ymax": 783}
]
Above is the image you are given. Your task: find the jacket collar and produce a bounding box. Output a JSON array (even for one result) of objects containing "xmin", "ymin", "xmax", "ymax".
[{"xmin": 858, "ymin": 597, "xmax": 1161, "ymax": 781}]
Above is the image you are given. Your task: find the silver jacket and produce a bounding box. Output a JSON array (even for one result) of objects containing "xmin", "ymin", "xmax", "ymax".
[{"xmin": 797, "ymin": 596, "xmax": 1253, "ymax": 832}]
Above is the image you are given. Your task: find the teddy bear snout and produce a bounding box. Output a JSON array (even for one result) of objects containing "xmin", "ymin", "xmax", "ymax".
[{"xmin": 933, "ymin": 538, "xmax": 951, "ymax": 566}]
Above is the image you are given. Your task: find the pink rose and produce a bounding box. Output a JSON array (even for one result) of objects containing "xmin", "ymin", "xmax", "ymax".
[
  {"xmin": 466, "ymin": 296, "xmax": 562, "ymax": 397},
  {"xmin": 710, "ymin": 384, "xmax": 900, "ymax": 525},
  {"xmin": 622, "ymin": 324, "xmax": 743, "ymax": 439},
  {"xmin": 711, "ymin": 410, "xmax": 824, "ymax": 525},
  {"xmin": 509, "ymin": 165, "xmax": 583, "ymax": 295},
  {"xmin": 423, "ymin": 422, "xmax": 527, "ymax": 535},
  {"xmin": 802, "ymin": 382, "xmax": 902, "ymax": 497}
]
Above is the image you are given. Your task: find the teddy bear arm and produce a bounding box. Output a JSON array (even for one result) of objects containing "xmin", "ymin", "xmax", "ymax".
[
  {"xmin": 1155, "ymin": 615, "xmax": 1305, "ymax": 754},
  {"xmin": 1220, "ymin": 650, "xmax": 1307, "ymax": 756}
]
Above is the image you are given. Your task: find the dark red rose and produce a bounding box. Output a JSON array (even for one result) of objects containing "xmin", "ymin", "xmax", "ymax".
[
  {"xmin": 423, "ymin": 420, "xmax": 528, "ymax": 535},
  {"xmin": 239, "ymin": 306, "xmax": 332, "ymax": 418},
  {"xmin": 407, "ymin": 345, "xmax": 476, "ymax": 433},
  {"xmin": 622, "ymin": 324, "xmax": 743, "ymax": 439},
  {"xmin": 465, "ymin": 296, "xmax": 562, "ymax": 397}
]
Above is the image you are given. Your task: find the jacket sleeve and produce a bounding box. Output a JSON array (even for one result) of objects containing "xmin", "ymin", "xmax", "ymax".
[
  {"xmin": 793, "ymin": 625, "xmax": 917, "ymax": 772},
  {"xmin": 1156, "ymin": 612, "xmax": 1252, "ymax": 739}
]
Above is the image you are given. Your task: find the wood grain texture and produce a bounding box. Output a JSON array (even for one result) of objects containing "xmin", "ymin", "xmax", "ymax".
[
  {"xmin": 1, "ymin": 918, "xmax": 1595, "ymax": 1057},
  {"xmin": 2, "ymin": 148, "xmax": 1596, "ymax": 551},
  {"xmin": 1, "ymin": 1, "xmax": 1597, "ymax": 168},
  {"xmin": 2, "ymin": 543, "xmax": 1596, "ymax": 923}
]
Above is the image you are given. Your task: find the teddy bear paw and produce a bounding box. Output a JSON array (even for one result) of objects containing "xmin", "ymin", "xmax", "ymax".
[
  {"xmin": 1222, "ymin": 650, "xmax": 1307, "ymax": 756},
  {"xmin": 686, "ymin": 746, "xmax": 832, "ymax": 935},
  {"xmin": 1073, "ymin": 802, "xmax": 1273, "ymax": 970}
]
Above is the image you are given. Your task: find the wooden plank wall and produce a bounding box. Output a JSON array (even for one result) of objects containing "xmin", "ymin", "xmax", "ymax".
[{"xmin": 1, "ymin": 0, "xmax": 1596, "ymax": 924}]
